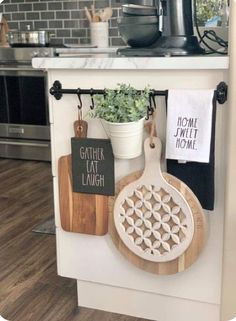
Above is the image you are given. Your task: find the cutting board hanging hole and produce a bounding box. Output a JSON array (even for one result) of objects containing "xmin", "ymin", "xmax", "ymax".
[{"xmin": 73, "ymin": 120, "xmax": 88, "ymax": 139}]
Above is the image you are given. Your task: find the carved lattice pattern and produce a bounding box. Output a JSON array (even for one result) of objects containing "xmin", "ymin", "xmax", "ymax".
[{"xmin": 117, "ymin": 185, "xmax": 191, "ymax": 261}]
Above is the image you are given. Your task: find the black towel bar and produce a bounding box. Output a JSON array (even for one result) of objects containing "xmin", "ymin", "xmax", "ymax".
[{"xmin": 49, "ymin": 80, "xmax": 228, "ymax": 105}]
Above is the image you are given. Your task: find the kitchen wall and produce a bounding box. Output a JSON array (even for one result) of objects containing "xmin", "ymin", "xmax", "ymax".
[{"xmin": 0, "ymin": 0, "xmax": 124, "ymax": 46}]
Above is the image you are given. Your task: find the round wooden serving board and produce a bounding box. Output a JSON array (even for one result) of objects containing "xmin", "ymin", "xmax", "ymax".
[
  {"xmin": 108, "ymin": 171, "xmax": 207, "ymax": 275},
  {"xmin": 113, "ymin": 137, "xmax": 195, "ymax": 263}
]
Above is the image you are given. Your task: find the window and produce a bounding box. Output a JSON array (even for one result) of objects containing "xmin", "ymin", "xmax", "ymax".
[{"xmin": 196, "ymin": 0, "xmax": 229, "ymax": 26}]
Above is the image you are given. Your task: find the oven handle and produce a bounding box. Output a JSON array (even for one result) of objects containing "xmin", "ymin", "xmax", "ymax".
[
  {"xmin": 0, "ymin": 67, "xmax": 33, "ymax": 70},
  {"xmin": 0, "ymin": 140, "xmax": 50, "ymax": 148},
  {"xmin": 0, "ymin": 66, "xmax": 45, "ymax": 75}
]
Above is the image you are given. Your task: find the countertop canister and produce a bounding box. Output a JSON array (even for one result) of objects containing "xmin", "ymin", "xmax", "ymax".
[{"xmin": 90, "ymin": 22, "xmax": 109, "ymax": 48}]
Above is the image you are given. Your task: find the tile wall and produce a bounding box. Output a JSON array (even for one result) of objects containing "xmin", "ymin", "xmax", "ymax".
[{"xmin": 0, "ymin": 0, "xmax": 125, "ymax": 46}]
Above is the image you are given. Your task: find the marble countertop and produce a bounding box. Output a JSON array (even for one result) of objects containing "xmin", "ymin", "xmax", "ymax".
[
  {"xmin": 32, "ymin": 53, "xmax": 229, "ymax": 70},
  {"xmin": 55, "ymin": 46, "xmax": 119, "ymax": 55}
]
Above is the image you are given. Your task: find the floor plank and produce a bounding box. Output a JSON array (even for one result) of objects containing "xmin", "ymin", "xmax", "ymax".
[{"xmin": 0, "ymin": 159, "xmax": 148, "ymax": 321}]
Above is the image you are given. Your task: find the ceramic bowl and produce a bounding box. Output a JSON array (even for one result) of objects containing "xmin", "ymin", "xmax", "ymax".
[{"xmin": 117, "ymin": 16, "xmax": 160, "ymax": 48}]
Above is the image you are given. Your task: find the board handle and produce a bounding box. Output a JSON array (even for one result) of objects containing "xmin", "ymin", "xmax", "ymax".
[
  {"xmin": 142, "ymin": 137, "xmax": 162, "ymax": 179},
  {"xmin": 73, "ymin": 120, "xmax": 88, "ymax": 138}
]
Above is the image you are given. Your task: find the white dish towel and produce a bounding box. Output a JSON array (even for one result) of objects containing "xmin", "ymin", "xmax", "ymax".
[{"xmin": 165, "ymin": 89, "xmax": 215, "ymax": 163}]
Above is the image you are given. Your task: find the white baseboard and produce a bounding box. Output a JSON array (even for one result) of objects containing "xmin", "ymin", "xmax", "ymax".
[{"xmin": 77, "ymin": 280, "xmax": 220, "ymax": 321}]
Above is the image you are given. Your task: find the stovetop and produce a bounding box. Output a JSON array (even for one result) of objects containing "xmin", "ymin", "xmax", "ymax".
[
  {"xmin": 0, "ymin": 45, "xmax": 121, "ymax": 64},
  {"xmin": 0, "ymin": 46, "xmax": 57, "ymax": 64}
]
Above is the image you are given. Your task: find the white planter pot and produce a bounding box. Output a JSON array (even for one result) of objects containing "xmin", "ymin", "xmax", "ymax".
[{"xmin": 102, "ymin": 118, "xmax": 145, "ymax": 159}]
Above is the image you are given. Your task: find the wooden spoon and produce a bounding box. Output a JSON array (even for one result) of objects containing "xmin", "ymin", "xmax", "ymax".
[
  {"xmin": 84, "ymin": 6, "xmax": 92, "ymax": 23},
  {"xmin": 100, "ymin": 7, "xmax": 113, "ymax": 21}
]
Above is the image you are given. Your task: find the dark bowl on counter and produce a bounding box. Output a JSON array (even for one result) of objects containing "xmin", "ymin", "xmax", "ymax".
[
  {"xmin": 122, "ymin": 4, "xmax": 158, "ymax": 16},
  {"xmin": 118, "ymin": 15, "xmax": 158, "ymax": 24},
  {"xmin": 117, "ymin": 16, "xmax": 160, "ymax": 48},
  {"xmin": 121, "ymin": 0, "xmax": 156, "ymax": 6}
]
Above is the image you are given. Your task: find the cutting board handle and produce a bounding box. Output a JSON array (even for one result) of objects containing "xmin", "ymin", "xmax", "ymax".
[
  {"xmin": 142, "ymin": 136, "xmax": 162, "ymax": 180},
  {"xmin": 74, "ymin": 120, "xmax": 88, "ymax": 138}
]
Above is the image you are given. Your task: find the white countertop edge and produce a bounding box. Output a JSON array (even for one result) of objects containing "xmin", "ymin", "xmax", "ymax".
[{"xmin": 32, "ymin": 56, "xmax": 229, "ymax": 70}]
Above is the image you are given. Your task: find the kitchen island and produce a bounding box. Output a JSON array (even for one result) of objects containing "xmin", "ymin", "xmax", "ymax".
[{"xmin": 33, "ymin": 53, "xmax": 236, "ymax": 321}]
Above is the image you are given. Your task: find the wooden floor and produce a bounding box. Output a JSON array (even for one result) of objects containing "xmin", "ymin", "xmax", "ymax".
[{"xmin": 0, "ymin": 159, "xmax": 148, "ymax": 321}]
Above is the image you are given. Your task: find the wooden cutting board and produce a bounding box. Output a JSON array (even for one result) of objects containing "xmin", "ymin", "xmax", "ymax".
[
  {"xmin": 58, "ymin": 120, "xmax": 109, "ymax": 235},
  {"xmin": 113, "ymin": 137, "xmax": 195, "ymax": 264},
  {"xmin": 109, "ymin": 170, "xmax": 207, "ymax": 274}
]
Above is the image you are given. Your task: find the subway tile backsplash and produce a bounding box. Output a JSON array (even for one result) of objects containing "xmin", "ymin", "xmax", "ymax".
[{"xmin": 0, "ymin": 0, "xmax": 125, "ymax": 46}]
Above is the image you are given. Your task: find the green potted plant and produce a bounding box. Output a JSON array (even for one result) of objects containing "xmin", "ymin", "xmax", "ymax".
[{"xmin": 91, "ymin": 83, "xmax": 150, "ymax": 159}]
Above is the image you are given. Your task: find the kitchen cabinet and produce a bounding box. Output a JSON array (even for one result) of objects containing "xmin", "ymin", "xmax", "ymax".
[{"xmin": 32, "ymin": 11, "xmax": 236, "ymax": 317}]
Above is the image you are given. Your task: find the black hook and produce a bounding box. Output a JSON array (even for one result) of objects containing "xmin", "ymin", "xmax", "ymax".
[
  {"xmin": 77, "ymin": 88, "xmax": 83, "ymax": 109},
  {"xmin": 146, "ymin": 91, "xmax": 155, "ymax": 120},
  {"xmin": 76, "ymin": 88, "xmax": 83, "ymax": 121},
  {"xmin": 90, "ymin": 89, "xmax": 95, "ymax": 110}
]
